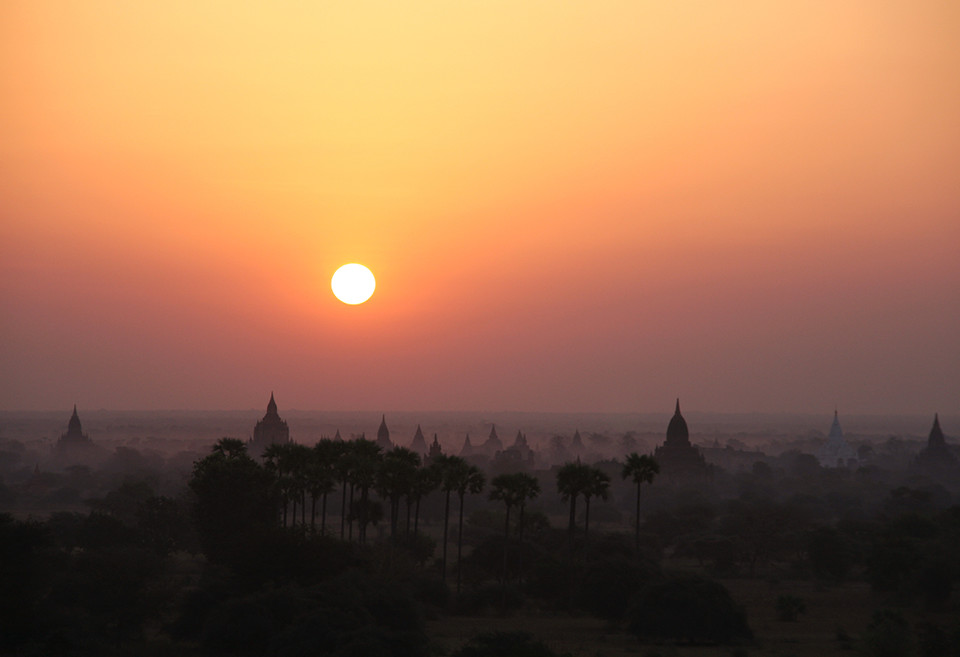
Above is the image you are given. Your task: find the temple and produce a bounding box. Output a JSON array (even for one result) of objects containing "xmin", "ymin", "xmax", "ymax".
[
  {"xmin": 816, "ymin": 411, "xmax": 858, "ymax": 468},
  {"xmin": 376, "ymin": 415, "xmax": 393, "ymax": 450},
  {"xmin": 480, "ymin": 424, "xmax": 503, "ymax": 457},
  {"xmin": 248, "ymin": 393, "xmax": 291, "ymax": 458},
  {"xmin": 459, "ymin": 433, "xmax": 475, "ymax": 458},
  {"xmin": 916, "ymin": 414, "xmax": 957, "ymax": 470},
  {"xmin": 55, "ymin": 405, "xmax": 93, "ymax": 450},
  {"xmin": 493, "ymin": 430, "xmax": 535, "ymax": 469},
  {"xmin": 428, "ymin": 433, "xmax": 443, "ymax": 460},
  {"xmin": 652, "ymin": 399, "xmax": 709, "ymax": 480},
  {"xmin": 410, "ymin": 424, "xmax": 428, "ymax": 455}
]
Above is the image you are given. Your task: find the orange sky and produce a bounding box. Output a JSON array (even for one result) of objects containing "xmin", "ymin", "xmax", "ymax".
[{"xmin": 2, "ymin": 1, "xmax": 958, "ymax": 413}]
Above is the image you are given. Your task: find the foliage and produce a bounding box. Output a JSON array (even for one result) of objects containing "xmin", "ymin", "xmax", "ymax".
[
  {"xmin": 775, "ymin": 594, "xmax": 806, "ymax": 622},
  {"xmin": 451, "ymin": 631, "xmax": 568, "ymax": 657},
  {"xmin": 860, "ymin": 609, "xmax": 913, "ymax": 657},
  {"xmin": 626, "ymin": 575, "xmax": 753, "ymax": 645}
]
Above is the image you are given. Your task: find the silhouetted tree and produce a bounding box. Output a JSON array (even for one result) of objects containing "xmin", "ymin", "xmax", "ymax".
[
  {"xmin": 621, "ymin": 453, "xmax": 659, "ymax": 553},
  {"xmin": 454, "ymin": 464, "xmax": 486, "ymax": 594},
  {"xmin": 489, "ymin": 473, "xmax": 540, "ymax": 589},
  {"xmin": 377, "ymin": 447, "xmax": 421, "ymax": 540},
  {"xmin": 189, "ymin": 438, "xmax": 276, "ymax": 568},
  {"xmin": 582, "ymin": 467, "xmax": 610, "ymax": 545},
  {"xmin": 556, "ymin": 461, "xmax": 590, "ymax": 543}
]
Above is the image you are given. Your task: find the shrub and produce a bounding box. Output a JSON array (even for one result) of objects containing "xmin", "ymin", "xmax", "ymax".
[{"xmin": 626, "ymin": 575, "xmax": 752, "ymax": 645}]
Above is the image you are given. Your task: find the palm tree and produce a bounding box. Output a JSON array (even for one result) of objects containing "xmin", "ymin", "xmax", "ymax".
[
  {"xmin": 287, "ymin": 443, "xmax": 313, "ymax": 528},
  {"xmin": 377, "ymin": 447, "xmax": 420, "ymax": 540},
  {"xmin": 407, "ymin": 462, "xmax": 440, "ymax": 536},
  {"xmin": 489, "ymin": 472, "xmax": 540, "ymax": 588},
  {"xmin": 454, "ymin": 464, "xmax": 485, "ymax": 594},
  {"xmin": 349, "ymin": 438, "xmax": 383, "ymax": 544},
  {"xmin": 434, "ymin": 454, "xmax": 467, "ymax": 586},
  {"xmin": 262, "ymin": 442, "xmax": 288, "ymax": 526},
  {"xmin": 621, "ymin": 453, "xmax": 659, "ymax": 553},
  {"xmin": 556, "ymin": 460, "xmax": 590, "ymax": 542},
  {"xmin": 310, "ymin": 439, "xmax": 339, "ymax": 535},
  {"xmin": 582, "ymin": 466, "xmax": 611, "ymax": 545}
]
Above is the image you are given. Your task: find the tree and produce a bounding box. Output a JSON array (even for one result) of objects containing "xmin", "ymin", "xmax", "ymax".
[
  {"xmin": 188, "ymin": 438, "xmax": 276, "ymax": 568},
  {"xmin": 454, "ymin": 464, "xmax": 486, "ymax": 594},
  {"xmin": 556, "ymin": 461, "xmax": 590, "ymax": 543},
  {"xmin": 348, "ymin": 439, "xmax": 383, "ymax": 544},
  {"xmin": 489, "ymin": 473, "xmax": 540, "ymax": 589},
  {"xmin": 621, "ymin": 453, "xmax": 659, "ymax": 553},
  {"xmin": 309, "ymin": 440, "xmax": 339, "ymax": 535},
  {"xmin": 581, "ymin": 467, "xmax": 610, "ymax": 545},
  {"xmin": 626, "ymin": 575, "xmax": 753, "ymax": 644},
  {"xmin": 377, "ymin": 447, "xmax": 421, "ymax": 540},
  {"xmin": 434, "ymin": 454, "xmax": 468, "ymax": 586},
  {"xmin": 407, "ymin": 463, "xmax": 440, "ymax": 536}
]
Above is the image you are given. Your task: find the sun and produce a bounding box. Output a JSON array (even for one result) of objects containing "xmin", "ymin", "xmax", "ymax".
[{"xmin": 331, "ymin": 263, "xmax": 376, "ymax": 305}]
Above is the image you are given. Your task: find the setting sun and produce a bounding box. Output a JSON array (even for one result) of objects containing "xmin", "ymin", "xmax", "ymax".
[{"xmin": 331, "ymin": 264, "xmax": 376, "ymax": 305}]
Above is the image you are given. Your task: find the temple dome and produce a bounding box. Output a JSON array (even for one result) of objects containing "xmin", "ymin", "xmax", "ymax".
[{"xmin": 665, "ymin": 399, "xmax": 689, "ymax": 445}]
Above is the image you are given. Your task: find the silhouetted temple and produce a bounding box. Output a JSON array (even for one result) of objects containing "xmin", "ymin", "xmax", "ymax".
[
  {"xmin": 248, "ymin": 393, "xmax": 290, "ymax": 458},
  {"xmin": 571, "ymin": 429, "xmax": 585, "ymax": 455},
  {"xmin": 56, "ymin": 405, "xmax": 93, "ymax": 450},
  {"xmin": 480, "ymin": 425, "xmax": 503, "ymax": 457},
  {"xmin": 494, "ymin": 430, "xmax": 535, "ymax": 469},
  {"xmin": 916, "ymin": 414, "xmax": 957, "ymax": 470},
  {"xmin": 653, "ymin": 400, "xmax": 708, "ymax": 479},
  {"xmin": 410, "ymin": 424, "xmax": 428, "ymax": 455},
  {"xmin": 459, "ymin": 433, "xmax": 475, "ymax": 457},
  {"xmin": 816, "ymin": 411, "xmax": 858, "ymax": 468},
  {"xmin": 428, "ymin": 434, "xmax": 443, "ymax": 460},
  {"xmin": 376, "ymin": 415, "xmax": 393, "ymax": 450}
]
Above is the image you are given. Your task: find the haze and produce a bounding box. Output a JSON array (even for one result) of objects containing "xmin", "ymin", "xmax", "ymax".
[{"xmin": 1, "ymin": 2, "xmax": 958, "ymax": 413}]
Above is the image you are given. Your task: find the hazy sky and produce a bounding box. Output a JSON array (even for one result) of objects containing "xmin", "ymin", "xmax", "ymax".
[{"xmin": 2, "ymin": 2, "xmax": 958, "ymax": 414}]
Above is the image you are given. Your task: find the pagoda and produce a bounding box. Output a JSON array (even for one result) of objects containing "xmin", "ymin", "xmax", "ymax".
[
  {"xmin": 816, "ymin": 411, "xmax": 858, "ymax": 468},
  {"xmin": 376, "ymin": 415, "xmax": 393, "ymax": 450},
  {"xmin": 916, "ymin": 414, "xmax": 957, "ymax": 469},
  {"xmin": 248, "ymin": 393, "xmax": 291, "ymax": 458},
  {"xmin": 55, "ymin": 405, "xmax": 93, "ymax": 449},
  {"xmin": 410, "ymin": 424, "xmax": 428, "ymax": 455},
  {"xmin": 652, "ymin": 399, "xmax": 709, "ymax": 479}
]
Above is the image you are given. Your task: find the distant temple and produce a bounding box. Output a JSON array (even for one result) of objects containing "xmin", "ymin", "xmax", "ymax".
[
  {"xmin": 816, "ymin": 411, "xmax": 858, "ymax": 468},
  {"xmin": 376, "ymin": 415, "xmax": 393, "ymax": 451},
  {"xmin": 571, "ymin": 429, "xmax": 585, "ymax": 456},
  {"xmin": 248, "ymin": 393, "xmax": 291, "ymax": 458},
  {"xmin": 459, "ymin": 433, "xmax": 475, "ymax": 458},
  {"xmin": 916, "ymin": 414, "xmax": 957, "ymax": 470},
  {"xmin": 410, "ymin": 424, "xmax": 428, "ymax": 455},
  {"xmin": 55, "ymin": 405, "xmax": 93, "ymax": 450},
  {"xmin": 653, "ymin": 400, "xmax": 709, "ymax": 479},
  {"xmin": 494, "ymin": 430, "xmax": 535, "ymax": 469},
  {"xmin": 428, "ymin": 434, "xmax": 443, "ymax": 460},
  {"xmin": 480, "ymin": 425, "xmax": 503, "ymax": 457}
]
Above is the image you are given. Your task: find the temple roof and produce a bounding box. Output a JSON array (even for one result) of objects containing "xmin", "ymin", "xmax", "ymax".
[
  {"xmin": 827, "ymin": 410, "xmax": 844, "ymax": 442},
  {"xmin": 378, "ymin": 415, "xmax": 390, "ymax": 441},
  {"xmin": 929, "ymin": 413, "xmax": 945, "ymax": 447},
  {"xmin": 267, "ymin": 392, "xmax": 278, "ymax": 416},
  {"xmin": 665, "ymin": 399, "xmax": 689, "ymax": 445},
  {"xmin": 67, "ymin": 404, "xmax": 82, "ymax": 434}
]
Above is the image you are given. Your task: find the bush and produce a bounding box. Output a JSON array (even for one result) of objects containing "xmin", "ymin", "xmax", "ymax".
[
  {"xmin": 626, "ymin": 575, "xmax": 752, "ymax": 645},
  {"xmin": 451, "ymin": 631, "xmax": 568, "ymax": 657},
  {"xmin": 775, "ymin": 595, "xmax": 806, "ymax": 621},
  {"xmin": 860, "ymin": 609, "xmax": 913, "ymax": 657}
]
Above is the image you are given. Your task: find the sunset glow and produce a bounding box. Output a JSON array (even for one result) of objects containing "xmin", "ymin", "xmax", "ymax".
[
  {"xmin": 1, "ymin": 2, "xmax": 957, "ymax": 412},
  {"xmin": 332, "ymin": 264, "xmax": 376, "ymax": 305}
]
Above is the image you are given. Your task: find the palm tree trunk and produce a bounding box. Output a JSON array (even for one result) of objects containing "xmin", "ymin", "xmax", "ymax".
[
  {"xmin": 301, "ymin": 491, "xmax": 306, "ymax": 527},
  {"xmin": 456, "ymin": 492, "xmax": 466, "ymax": 594},
  {"xmin": 311, "ymin": 495, "xmax": 317, "ymax": 533},
  {"xmin": 518, "ymin": 503, "xmax": 525, "ymax": 588},
  {"xmin": 568, "ymin": 496, "xmax": 577, "ymax": 542},
  {"xmin": 635, "ymin": 483, "xmax": 641, "ymax": 554},
  {"xmin": 414, "ymin": 496, "xmax": 421, "ymax": 535},
  {"xmin": 340, "ymin": 479, "xmax": 347, "ymax": 539},
  {"xmin": 321, "ymin": 492, "xmax": 328, "ymax": 537},
  {"xmin": 584, "ymin": 496, "xmax": 591, "ymax": 546},
  {"xmin": 442, "ymin": 490, "xmax": 451, "ymax": 584},
  {"xmin": 348, "ymin": 483, "xmax": 355, "ymax": 542},
  {"xmin": 405, "ymin": 498, "xmax": 412, "ymax": 535},
  {"xmin": 502, "ymin": 506, "xmax": 511, "ymax": 585}
]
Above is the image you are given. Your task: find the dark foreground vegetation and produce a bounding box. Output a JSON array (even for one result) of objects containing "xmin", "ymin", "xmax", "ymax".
[{"xmin": 2, "ymin": 435, "xmax": 960, "ymax": 656}]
